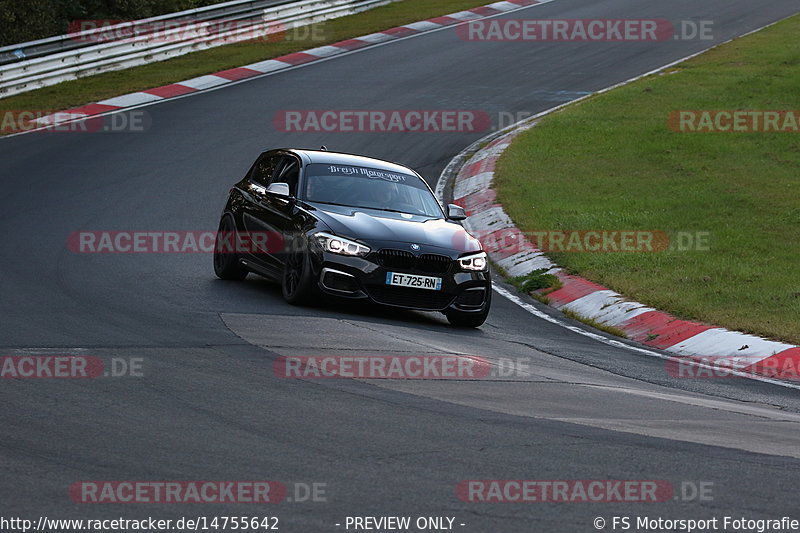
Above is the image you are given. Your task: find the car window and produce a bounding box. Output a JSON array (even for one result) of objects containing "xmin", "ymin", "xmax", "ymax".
[
  {"xmin": 273, "ymin": 156, "xmax": 300, "ymax": 197},
  {"xmin": 303, "ymin": 163, "xmax": 443, "ymax": 218},
  {"xmin": 249, "ymin": 154, "xmax": 282, "ymax": 187}
]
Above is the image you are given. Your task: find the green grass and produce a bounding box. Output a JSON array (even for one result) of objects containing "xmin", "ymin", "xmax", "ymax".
[
  {"xmin": 494, "ymin": 14, "xmax": 800, "ymax": 344},
  {"xmin": 510, "ymin": 268, "xmax": 562, "ymax": 294},
  {"xmin": 0, "ymin": 0, "xmax": 492, "ymax": 114}
]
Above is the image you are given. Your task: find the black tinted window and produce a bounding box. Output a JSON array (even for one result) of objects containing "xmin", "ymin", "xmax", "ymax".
[
  {"xmin": 274, "ymin": 156, "xmax": 300, "ymax": 196},
  {"xmin": 250, "ymin": 154, "xmax": 281, "ymax": 186}
]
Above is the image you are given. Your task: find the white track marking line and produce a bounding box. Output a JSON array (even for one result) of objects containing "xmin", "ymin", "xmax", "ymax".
[{"xmin": 492, "ymin": 285, "xmax": 800, "ymax": 391}]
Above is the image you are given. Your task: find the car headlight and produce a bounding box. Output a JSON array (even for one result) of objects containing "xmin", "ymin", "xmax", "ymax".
[
  {"xmin": 458, "ymin": 252, "xmax": 488, "ymax": 271},
  {"xmin": 315, "ymin": 232, "xmax": 371, "ymax": 257}
]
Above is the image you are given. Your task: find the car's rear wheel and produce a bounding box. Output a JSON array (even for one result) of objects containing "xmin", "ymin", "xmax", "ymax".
[
  {"xmin": 213, "ymin": 215, "xmax": 248, "ymax": 281},
  {"xmin": 282, "ymin": 240, "xmax": 316, "ymax": 305}
]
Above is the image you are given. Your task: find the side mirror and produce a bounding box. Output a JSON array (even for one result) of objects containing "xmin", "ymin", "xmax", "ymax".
[
  {"xmin": 447, "ymin": 204, "xmax": 467, "ymax": 221},
  {"xmin": 266, "ymin": 182, "xmax": 291, "ymax": 198}
]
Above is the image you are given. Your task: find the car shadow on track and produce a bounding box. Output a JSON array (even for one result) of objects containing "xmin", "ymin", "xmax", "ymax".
[{"xmin": 208, "ymin": 273, "xmax": 492, "ymax": 336}]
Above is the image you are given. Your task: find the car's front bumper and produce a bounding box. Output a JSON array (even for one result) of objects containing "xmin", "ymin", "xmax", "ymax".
[{"xmin": 310, "ymin": 251, "xmax": 491, "ymax": 314}]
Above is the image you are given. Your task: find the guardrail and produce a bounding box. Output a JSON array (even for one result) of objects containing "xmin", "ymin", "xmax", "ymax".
[{"xmin": 0, "ymin": 0, "xmax": 394, "ymax": 97}]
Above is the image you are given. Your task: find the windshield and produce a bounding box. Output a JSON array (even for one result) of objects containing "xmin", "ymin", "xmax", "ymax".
[{"xmin": 303, "ymin": 163, "xmax": 443, "ymax": 218}]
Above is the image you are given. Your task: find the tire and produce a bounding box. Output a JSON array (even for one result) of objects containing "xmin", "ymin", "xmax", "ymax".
[
  {"xmin": 445, "ymin": 290, "xmax": 491, "ymax": 328},
  {"xmin": 282, "ymin": 239, "xmax": 316, "ymax": 305},
  {"xmin": 213, "ymin": 215, "xmax": 248, "ymax": 281}
]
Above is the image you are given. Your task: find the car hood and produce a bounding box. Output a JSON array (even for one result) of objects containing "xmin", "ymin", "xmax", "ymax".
[{"xmin": 308, "ymin": 203, "xmax": 482, "ymax": 254}]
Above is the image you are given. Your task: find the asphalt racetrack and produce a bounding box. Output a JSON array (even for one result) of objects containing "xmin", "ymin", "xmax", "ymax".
[{"xmin": 2, "ymin": 0, "xmax": 800, "ymax": 531}]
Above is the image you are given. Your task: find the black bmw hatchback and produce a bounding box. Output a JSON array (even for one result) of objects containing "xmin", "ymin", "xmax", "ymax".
[{"xmin": 213, "ymin": 148, "xmax": 491, "ymax": 327}]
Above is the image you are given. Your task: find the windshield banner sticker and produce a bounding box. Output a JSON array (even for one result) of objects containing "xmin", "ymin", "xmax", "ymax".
[{"xmin": 327, "ymin": 165, "xmax": 407, "ymax": 182}]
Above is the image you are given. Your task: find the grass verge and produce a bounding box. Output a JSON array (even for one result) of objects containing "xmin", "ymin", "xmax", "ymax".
[
  {"xmin": 494, "ymin": 14, "xmax": 800, "ymax": 344},
  {"xmin": 0, "ymin": 0, "xmax": 494, "ymax": 114},
  {"xmin": 509, "ymin": 268, "xmax": 561, "ymax": 294}
]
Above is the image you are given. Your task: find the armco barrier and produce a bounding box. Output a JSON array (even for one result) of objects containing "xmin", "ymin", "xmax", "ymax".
[{"xmin": 0, "ymin": 0, "xmax": 396, "ymax": 97}]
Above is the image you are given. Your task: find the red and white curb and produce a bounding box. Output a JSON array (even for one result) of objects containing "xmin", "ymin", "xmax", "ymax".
[
  {"xmin": 444, "ymin": 124, "xmax": 800, "ymax": 382},
  {"xmin": 31, "ymin": 0, "xmax": 546, "ymax": 130}
]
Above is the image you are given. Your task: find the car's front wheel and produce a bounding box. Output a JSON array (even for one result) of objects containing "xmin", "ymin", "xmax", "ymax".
[
  {"xmin": 213, "ymin": 215, "xmax": 248, "ymax": 281},
  {"xmin": 282, "ymin": 240, "xmax": 316, "ymax": 305}
]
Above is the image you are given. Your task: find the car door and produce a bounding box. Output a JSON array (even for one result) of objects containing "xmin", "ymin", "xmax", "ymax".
[
  {"xmin": 263, "ymin": 153, "xmax": 303, "ymax": 266},
  {"xmin": 239, "ymin": 152, "xmax": 284, "ymax": 273}
]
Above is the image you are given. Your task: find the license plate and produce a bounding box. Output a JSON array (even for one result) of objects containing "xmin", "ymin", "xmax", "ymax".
[{"xmin": 385, "ymin": 272, "xmax": 442, "ymax": 291}]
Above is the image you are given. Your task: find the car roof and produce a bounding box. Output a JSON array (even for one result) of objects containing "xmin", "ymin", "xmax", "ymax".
[{"xmin": 277, "ymin": 149, "xmax": 421, "ymax": 177}]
